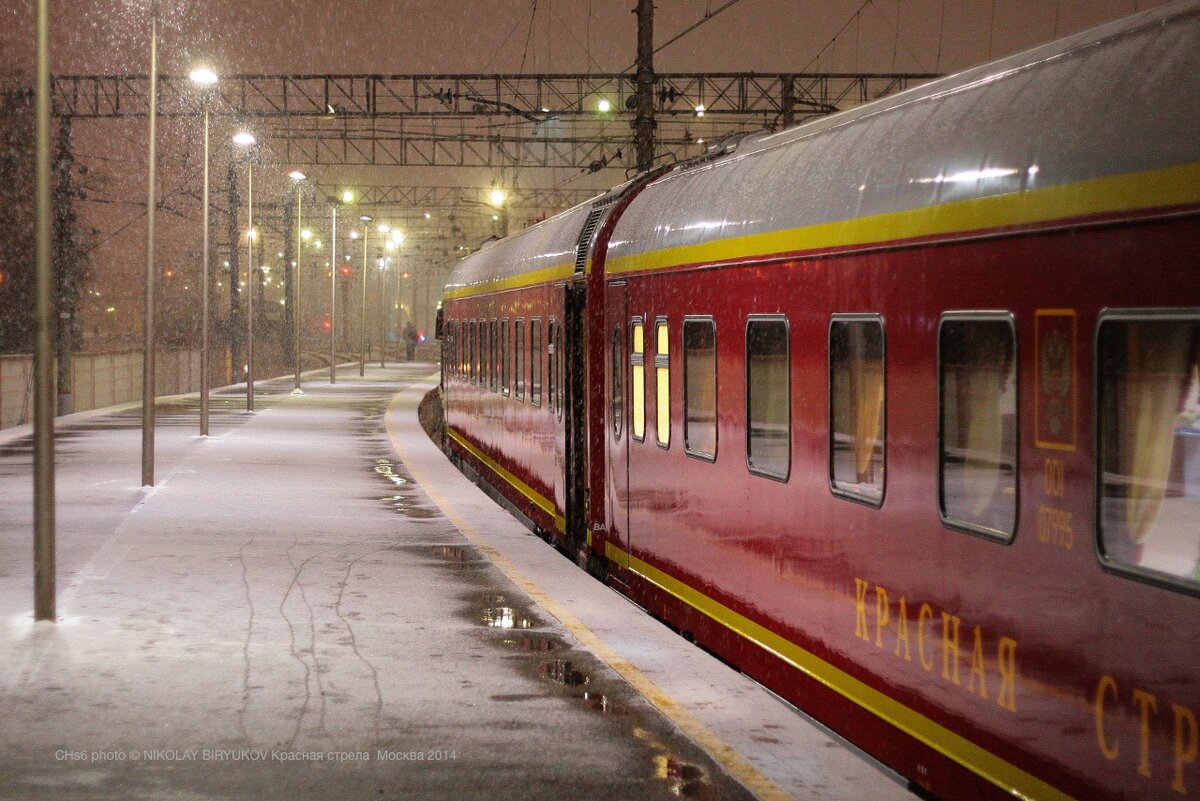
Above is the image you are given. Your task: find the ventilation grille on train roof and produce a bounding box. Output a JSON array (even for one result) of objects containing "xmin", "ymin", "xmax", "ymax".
[{"xmin": 574, "ymin": 205, "xmax": 607, "ymax": 274}]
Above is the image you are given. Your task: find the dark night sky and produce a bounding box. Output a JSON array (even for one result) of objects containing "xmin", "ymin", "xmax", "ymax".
[
  {"xmin": 0, "ymin": 1, "xmax": 1170, "ymax": 339},
  {"xmin": 0, "ymin": 1, "xmax": 1169, "ymax": 78}
]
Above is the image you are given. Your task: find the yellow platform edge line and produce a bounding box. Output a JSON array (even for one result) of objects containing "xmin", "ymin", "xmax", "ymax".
[
  {"xmin": 387, "ymin": 393, "xmax": 794, "ymax": 801},
  {"xmin": 605, "ymin": 542, "xmax": 1075, "ymax": 801}
]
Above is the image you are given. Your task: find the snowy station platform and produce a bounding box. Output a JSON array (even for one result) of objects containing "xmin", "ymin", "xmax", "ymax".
[{"xmin": 0, "ymin": 365, "xmax": 910, "ymax": 801}]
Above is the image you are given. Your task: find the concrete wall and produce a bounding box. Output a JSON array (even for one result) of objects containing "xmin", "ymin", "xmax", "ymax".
[{"xmin": 0, "ymin": 349, "xmax": 211, "ymax": 431}]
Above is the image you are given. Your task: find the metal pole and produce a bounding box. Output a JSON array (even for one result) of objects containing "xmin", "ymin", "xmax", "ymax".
[
  {"xmin": 200, "ymin": 101, "xmax": 210, "ymax": 435},
  {"xmin": 379, "ymin": 262, "xmax": 386, "ymax": 368},
  {"xmin": 141, "ymin": 5, "xmax": 158, "ymax": 487},
  {"xmin": 634, "ymin": 0, "xmax": 656, "ymax": 173},
  {"xmin": 330, "ymin": 206, "xmax": 337, "ymax": 384},
  {"xmin": 246, "ymin": 164, "xmax": 254, "ymax": 411},
  {"xmin": 293, "ymin": 186, "xmax": 302, "ymax": 393},
  {"xmin": 33, "ymin": 0, "xmax": 55, "ymax": 622},
  {"xmin": 359, "ymin": 228, "xmax": 367, "ymax": 376}
]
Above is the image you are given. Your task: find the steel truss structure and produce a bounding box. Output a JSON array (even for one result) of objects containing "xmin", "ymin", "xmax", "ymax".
[{"xmin": 50, "ymin": 71, "xmax": 937, "ymax": 169}]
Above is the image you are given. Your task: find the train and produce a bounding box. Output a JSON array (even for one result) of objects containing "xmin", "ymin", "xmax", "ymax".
[{"xmin": 436, "ymin": 3, "xmax": 1200, "ymax": 799}]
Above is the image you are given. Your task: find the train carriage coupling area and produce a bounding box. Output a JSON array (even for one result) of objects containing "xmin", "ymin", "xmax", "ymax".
[{"xmin": 0, "ymin": 365, "xmax": 910, "ymax": 801}]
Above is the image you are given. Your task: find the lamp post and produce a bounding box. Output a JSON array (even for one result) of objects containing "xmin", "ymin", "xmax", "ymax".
[
  {"xmin": 142, "ymin": 0, "xmax": 160, "ymax": 487},
  {"xmin": 190, "ymin": 66, "xmax": 218, "ymax": 436},
  {"xmin": 377, "ymin": 223, "xmax": 391, "ymax": 367},
  {"xmin": 358, "ymin": 214, "xmax": 372, "ymax": 376},
  {"xmin": 233, "ymin": 131, "xmax": 256, "ymax": 410},
  {"xmin": 289, "ymin": 170, "xmax": 306, "ymax": 394},
  {"xmin": 329, "ymin": 202, "xmax": 339, "ymax": 384},
  {"xmin": 33, "ymin": 0, "xmax": 54, "ymax": 620}
]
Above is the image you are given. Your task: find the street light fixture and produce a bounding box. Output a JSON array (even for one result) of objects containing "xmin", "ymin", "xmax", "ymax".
[
  {"xmin": 359, "ymin": 214, "xmax": 372, "ymax": 376},
  {"xmin": 233, "ymin": 132, "xmax": 256, "ymax": 410},
  {"xmin": 189, "ymin": 65, "xmax": 218, "ymax": 436}
]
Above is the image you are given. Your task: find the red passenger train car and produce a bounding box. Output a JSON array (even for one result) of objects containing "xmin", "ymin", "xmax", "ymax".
[{"xmin": 440, "ymin": 4, "xmax": 1200, "ymax": 799}]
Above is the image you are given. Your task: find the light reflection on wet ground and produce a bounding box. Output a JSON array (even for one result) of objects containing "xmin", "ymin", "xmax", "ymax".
[{"xmin": 0, "ymin": 369, "xmax": 754, "ymax": 801}]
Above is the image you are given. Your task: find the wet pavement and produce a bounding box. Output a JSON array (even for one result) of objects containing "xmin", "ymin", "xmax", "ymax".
[{"xmin": 0, "ymin": 366, "xmax": 771, "ymax": 800}]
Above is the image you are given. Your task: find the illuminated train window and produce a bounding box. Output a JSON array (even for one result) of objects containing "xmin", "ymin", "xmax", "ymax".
[
  {"xmin": 468, "ymin": 320, "xmax": 476, "ymax": 383},
  {"xmin": 514, "ymin": 319, "xmax": 525, "ymax": 401},
  {"xmin": 829, "ymin": 315, "xmax": 885, "ymax": 505},
  {"xmin": 530, "ymin": 318, "xmax": 542, "ymax": 406},
  {"xmin": 476, "ymin": 320, "xmax": 484, "ymax": 384},
  {"xmin": 555, "ymin": 321, "xmax": 565, "ymax": 421},
  {"xmin": 491, "ymin": 320, "xmax": 500, "ymax": 392},
  {"xmin": 631, "ymin": 318, "xmax": 646, "ymax": 442},
  {"xmin": 501, "ymin": 319, "xmax": 510, "ymax": 396},
  {"xmin": 547, "ymin": 319, "xmax": 558, "ymax": 417},
  {"xmin": 611, "ymin": 327, "xmax": 623, "ymax": 440},
  {"xmin": 1098, "ymin": 312, "xmax": 1200, "ymax": 593},
  {"xmin": 746, "ymin": 316, "xmax": 790, "ymax": 480},
  {"xmin": 938, "ymin": 314, "xmax": 1017, "ymax": 540},
  {"xmin": 655, "ymin": 318, "xmax": 670, "ymax": 448},
  {"xmin": 684, "ymin": 317, "xmax": 717, "ymax": 460}
]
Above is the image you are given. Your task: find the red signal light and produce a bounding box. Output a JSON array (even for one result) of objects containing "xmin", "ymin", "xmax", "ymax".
[{"xmin": 339, "ymin": 265, "xmax": 352, "ymax": 278}]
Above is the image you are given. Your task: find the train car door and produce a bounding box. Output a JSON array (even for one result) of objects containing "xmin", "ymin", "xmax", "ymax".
[
  {"xmin": 605, "ymin": 280, "xmax": 630, "ymax": 554},
  {"xmin": 563, "ymin": 280, "xmax": 588, "ymax": 551}
]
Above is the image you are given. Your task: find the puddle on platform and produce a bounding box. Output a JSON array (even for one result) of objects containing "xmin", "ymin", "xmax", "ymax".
[
  {"xmin": 454, "ymin": 546, "xmax": 749, "ymax": 799},
  {"xmin": 368, "ymin": 457, "xmax": 437, "ymax": 519},
  {"xmin": 656, "ymin": 755, "xmax": 718, "ymax": 800},
  {"xmin": 538, "ymin": 658, "xmax": 589, "ymax": 686}
]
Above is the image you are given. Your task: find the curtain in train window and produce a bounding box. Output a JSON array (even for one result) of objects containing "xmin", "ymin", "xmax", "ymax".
[
  {"xmin": 556, "ymin": 320, "xmax": 565, "ymax": 420},
  {"xmin": 547, "ymin": 320, "xmax": 558, "ymax": 416},
  {"xmin": 684, "ymin": 318, "xmax": 716, "ymax": 459},
  {"xmin": 611, "ymin": 327, "xmax": 623, "ymax": 440},
  {"xmin": 830, "ymin": 317, "xmax": 885, "ymax": 503},
  {"xmin": 469, "ymin": 321, "xmax": 477, "ymax": 383},
  {"xmin": 631, "ymin": 319, "xmax": 646, "ymax": 441},
  {"xmin": 501, "ymin": 319, "xmax": 510, "ymax": 395},
  {"xmin": 1099, "ymin": 317, "xmax": 1200, "ymax": 586},
  {"xmin": 515, "ymin": 320, "xmax": 525, "ymax": 400},
  {"xmin": 530, "ymin": 319, "xmax": 543, "ymax": 406},
  {"xmin": 939, "ymin": 317, "xmax": 1017, "ymax": 537},
  {"xmin": 490, "ymin": 320, "xmax": 499, "ymax": 392},
  {"xmin": 655, "ymin": 318, "xmax": 670, "ymax": 447},
  {"xmin": 746, "ymin": 317, "xmax": 790, "ymax": 479},
  {"xmin": 477, "ymin": 320, "xmax": 485, "ymax": 384}
]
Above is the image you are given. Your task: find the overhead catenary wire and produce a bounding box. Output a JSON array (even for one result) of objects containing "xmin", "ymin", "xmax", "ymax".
[{"xmin": 622, "ymin": 0, "xmax": 753, "ymax": 72}]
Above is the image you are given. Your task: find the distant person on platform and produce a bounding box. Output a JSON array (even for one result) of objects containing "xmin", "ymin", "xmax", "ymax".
[{"xmin": 403, "ymin": 322, "xmax": 418, "ymax": 361}]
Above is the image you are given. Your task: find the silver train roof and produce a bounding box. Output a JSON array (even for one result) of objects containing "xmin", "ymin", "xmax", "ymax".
[{"xmin": 606, "ymin": 0, "xmax": 1200, "ymax": 272}]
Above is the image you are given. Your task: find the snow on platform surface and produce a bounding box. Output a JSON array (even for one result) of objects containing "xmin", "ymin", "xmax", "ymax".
[{"xmin": 0, "ymin": 365, "xmax": 911, "ymax": 800}]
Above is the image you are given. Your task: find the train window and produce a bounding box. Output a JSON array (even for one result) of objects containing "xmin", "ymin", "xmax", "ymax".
[
  {"xmin": 477, "ymin": 320, "xmax": 484, "ymax": 384},
  {"xmin": 501, "ymin": 319, "xmax": 510, "ymax": 396},
  {"xmin": 492, "ymin": 320, "xmax": 501, "ymax": 392},
  {"xmin": 514, "ymin": 319, "xmax": 525, "ymax": 401},
  {"xmin": 468, "ymin": 320, "xmax": 476, "ymax": 383},
  {"xmin": 530, "ymin": 318, "xmax": 543, "ymax": 406},
  {"xmin": 611, "ymin": 326, "xmax": 623, "ymax": 440},
  {"xmin": 938, "ymin": 314, "xmax": 1017, "ymax": 540},
  {"xmin": 684, "ymin": 317, "xmax": 717, "ymax": 460},
  {"xmin": 477, "ymin": 321, "xmax": 485, "ymax": 386},
  {"xmin": 1097, "ymin": 312, "xmax": 1200, "ymax": 592},
  {"xmin": 556, "ymin": 321, "xmax": 565, "ymax": 421},
  {"xmin": 655, "ymin": 318, "xmax": 670, "ymax": 448},
  {"xmin": 829, "ymin": 315, "xmax": 885, "ymax": 505},
  {"xmin": 547, "ymin": 319, "xmax": 558, "ymax": 417},
  {"xmin": 746, "ymin": 316, "xmax": 790, "ymax": 480},
  {"xmin": 631, "ymin": 318, "xmax": 646, "ymax": 442}
]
